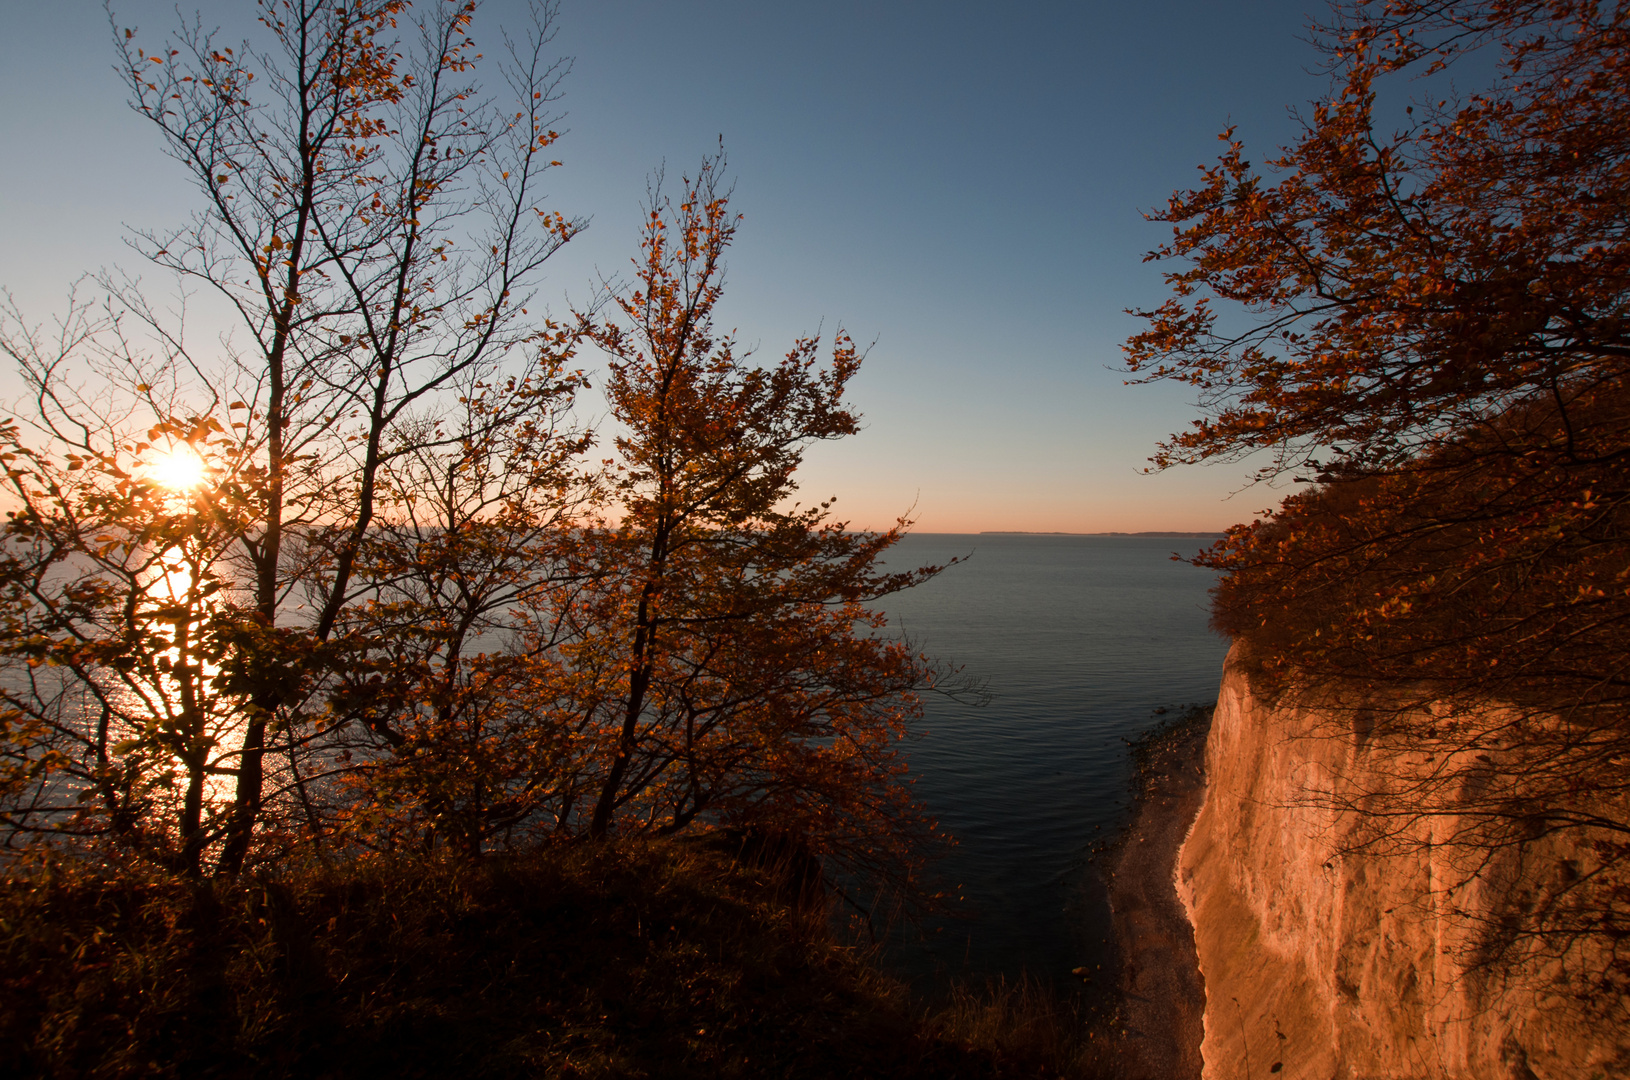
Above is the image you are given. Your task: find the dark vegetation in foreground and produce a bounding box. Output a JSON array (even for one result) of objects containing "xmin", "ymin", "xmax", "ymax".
[{"xmin": 2, "ymin": 841, "xmax": 1124, "ymax": 1080}]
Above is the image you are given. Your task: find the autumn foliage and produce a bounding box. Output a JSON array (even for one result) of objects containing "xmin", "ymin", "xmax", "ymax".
[
  {"xmin": 0, "ymin": 0, "xmax": 942, "ymax": 897},
  {"xmin": 1, "ymin": 843, "xmax": 1110, "ymax": 1079},
  {"xmin": 320, "ymin": 159, "xmax": 949, "ymax": 879},
  {"xmin": 568, "ymin": 159, "xmax": 947, "ymax": 875},
  {"xmin": 1127, "ymin": 0, "xmax": 1630, "ymax": 478},
  {"xmin": 1129, "ymin": 0, "xmax": 1630, "ymax": 1002}
]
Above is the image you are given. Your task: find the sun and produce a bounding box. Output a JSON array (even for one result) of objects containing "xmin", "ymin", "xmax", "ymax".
[{"xmin": 146, "ymin": 445, "xmax": 208, "ymax": 492}]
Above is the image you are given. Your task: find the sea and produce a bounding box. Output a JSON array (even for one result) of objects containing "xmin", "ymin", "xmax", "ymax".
[{"xmin": 871, "ymin": 533, "xmax": 1231, "ymax": 996}]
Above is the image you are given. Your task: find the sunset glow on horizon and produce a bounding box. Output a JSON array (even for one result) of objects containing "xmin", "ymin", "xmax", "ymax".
[{"xmin": 0, "ymin": 0, "xmax": 1322, "ymax": 535}]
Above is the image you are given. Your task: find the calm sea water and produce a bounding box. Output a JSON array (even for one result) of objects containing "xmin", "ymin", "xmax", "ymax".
[{"xmin": 873, "ymin": 534, "xmax": 1230, "ymax": 993}]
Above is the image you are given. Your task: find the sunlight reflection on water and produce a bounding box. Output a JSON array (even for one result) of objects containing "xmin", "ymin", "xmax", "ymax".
[{"xmin": 125, "ymin": 552, "xmax": 240, "ymax": 813}]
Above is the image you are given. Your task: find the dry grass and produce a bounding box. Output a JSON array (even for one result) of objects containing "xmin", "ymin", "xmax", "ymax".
[
  {"xmin": 928, "ymin": 975, "xmax": 1120, "ymax": 1078},
  {"xmin": 1, "ymin": 842, "xmax": 1119, "ymax": 1079}
]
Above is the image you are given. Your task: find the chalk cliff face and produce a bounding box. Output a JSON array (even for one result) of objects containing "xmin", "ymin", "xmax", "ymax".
[{"xmin": 1177, "ymin": 647, "xmax": 1628, "ymax": 1080}]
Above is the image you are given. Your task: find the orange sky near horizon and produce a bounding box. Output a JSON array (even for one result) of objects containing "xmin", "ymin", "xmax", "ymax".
[{"xmin": 0, "ymin": 0, "xmax": 1321, "ymax": 537}]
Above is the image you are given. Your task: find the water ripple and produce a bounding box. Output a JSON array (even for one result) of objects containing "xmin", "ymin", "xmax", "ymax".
[{"xmin": 873, "ymin": 534, "xmax": 1230, "ymax": 991}]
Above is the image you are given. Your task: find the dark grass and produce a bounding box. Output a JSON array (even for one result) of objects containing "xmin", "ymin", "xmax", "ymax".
[{"xmin": 1, "ymin": 841, "xmax": 1124, "ymax": 1079}]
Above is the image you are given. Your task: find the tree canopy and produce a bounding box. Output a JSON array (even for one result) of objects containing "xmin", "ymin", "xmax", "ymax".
[
  {"xmin": 1128, "ymin": 0, "xmax": 1630, "ymax": 1010},
  {"xmin": 0, "ymin": 0, "xmax": 942, "ymax": 890},
  {"xmin": 1127, "ymin": 0, "xmax": 1630, "ymax": 478}
]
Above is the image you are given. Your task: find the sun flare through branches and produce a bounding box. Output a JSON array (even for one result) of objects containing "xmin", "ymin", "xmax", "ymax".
[{"xmin": 144, "ymin": 444, "xmax": 208, "ymax": 493}]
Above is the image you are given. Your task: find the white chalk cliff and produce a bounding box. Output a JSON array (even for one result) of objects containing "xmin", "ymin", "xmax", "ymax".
[{"xmin": 1177, "ymin": 646, "xmax": 1629, "ymax": 1080}]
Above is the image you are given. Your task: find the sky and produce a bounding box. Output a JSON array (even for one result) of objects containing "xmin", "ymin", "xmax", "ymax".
[{"xmin": 0, "ymin": 0, "xmax": 1330, "ymax": 533}]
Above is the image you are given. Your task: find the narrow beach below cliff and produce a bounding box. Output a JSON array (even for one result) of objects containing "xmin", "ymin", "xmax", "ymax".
[{"xmin": 1108, "ymin": 708, "xmax": 1209, "ymax": 1080}]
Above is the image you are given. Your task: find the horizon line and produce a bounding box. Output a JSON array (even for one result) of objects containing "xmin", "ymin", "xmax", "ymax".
[{"xmin": 972, "ymin": 530, "xmax": 1225, "ymax": 537}]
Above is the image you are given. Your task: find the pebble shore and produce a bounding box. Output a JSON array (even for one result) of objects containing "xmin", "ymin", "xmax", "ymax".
[{"xmin": 1108, "ymin": 709, "xmax": 1209, "ymax": 1080}]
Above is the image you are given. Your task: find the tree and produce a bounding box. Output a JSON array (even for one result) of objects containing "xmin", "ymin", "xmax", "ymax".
[
  {"xmin": 305, "ymin": 378, "xmax": 591, "ymax": 858},
  {"xmin": 0, "ymin": 410, "xmax": 264, "ymax": 873},
  {"xmin": 0, "ymin": 0, "xmax": 587, "ymax": 872},
  {"xmin": 1126, "ymin": 0, "xmax": 1630, "ymax": 479},
  {"xmin": 1126, "ymin": 0, "xmax": 1629, "ymax": 1007},
  {"xmin": 564, "ymin": 158, "xmax": 949, "ymax": 881},
  {"xmin": 1, "ymin": 4, "xmax": 947, "ymax": 890}
]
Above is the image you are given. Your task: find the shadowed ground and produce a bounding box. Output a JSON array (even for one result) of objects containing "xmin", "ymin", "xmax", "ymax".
[{"xmin": 1109, "ymin": 713, "xmax": 1209, "ymax": 1080}]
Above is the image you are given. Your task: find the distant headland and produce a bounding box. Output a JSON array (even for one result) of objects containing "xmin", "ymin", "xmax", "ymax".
[{"xmin": 978, "ymin": 531, "xmax": 1225, "ymax": 538}]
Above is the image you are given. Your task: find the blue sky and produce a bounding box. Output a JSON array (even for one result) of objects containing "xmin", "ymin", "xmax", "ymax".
[{"xmin": 1, "ymin": 0, "xmax": 1326, "ymax": 532}]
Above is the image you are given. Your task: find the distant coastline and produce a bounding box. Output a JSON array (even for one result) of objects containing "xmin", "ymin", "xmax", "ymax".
[{"xmin": 978, "ymin": 531, "xmax": 1225, "ymax": 538}]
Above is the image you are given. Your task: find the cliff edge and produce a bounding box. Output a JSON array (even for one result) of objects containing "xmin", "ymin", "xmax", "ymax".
[{"xmin": 1178, "ymin": 647, "xmax": 1629, "ymax": 1080}]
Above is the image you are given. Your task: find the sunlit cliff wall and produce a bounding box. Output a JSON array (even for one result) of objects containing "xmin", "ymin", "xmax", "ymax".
[{"xmin": 1177, "ymin": 646, "xmax": 1628, "ymax": 1080}]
